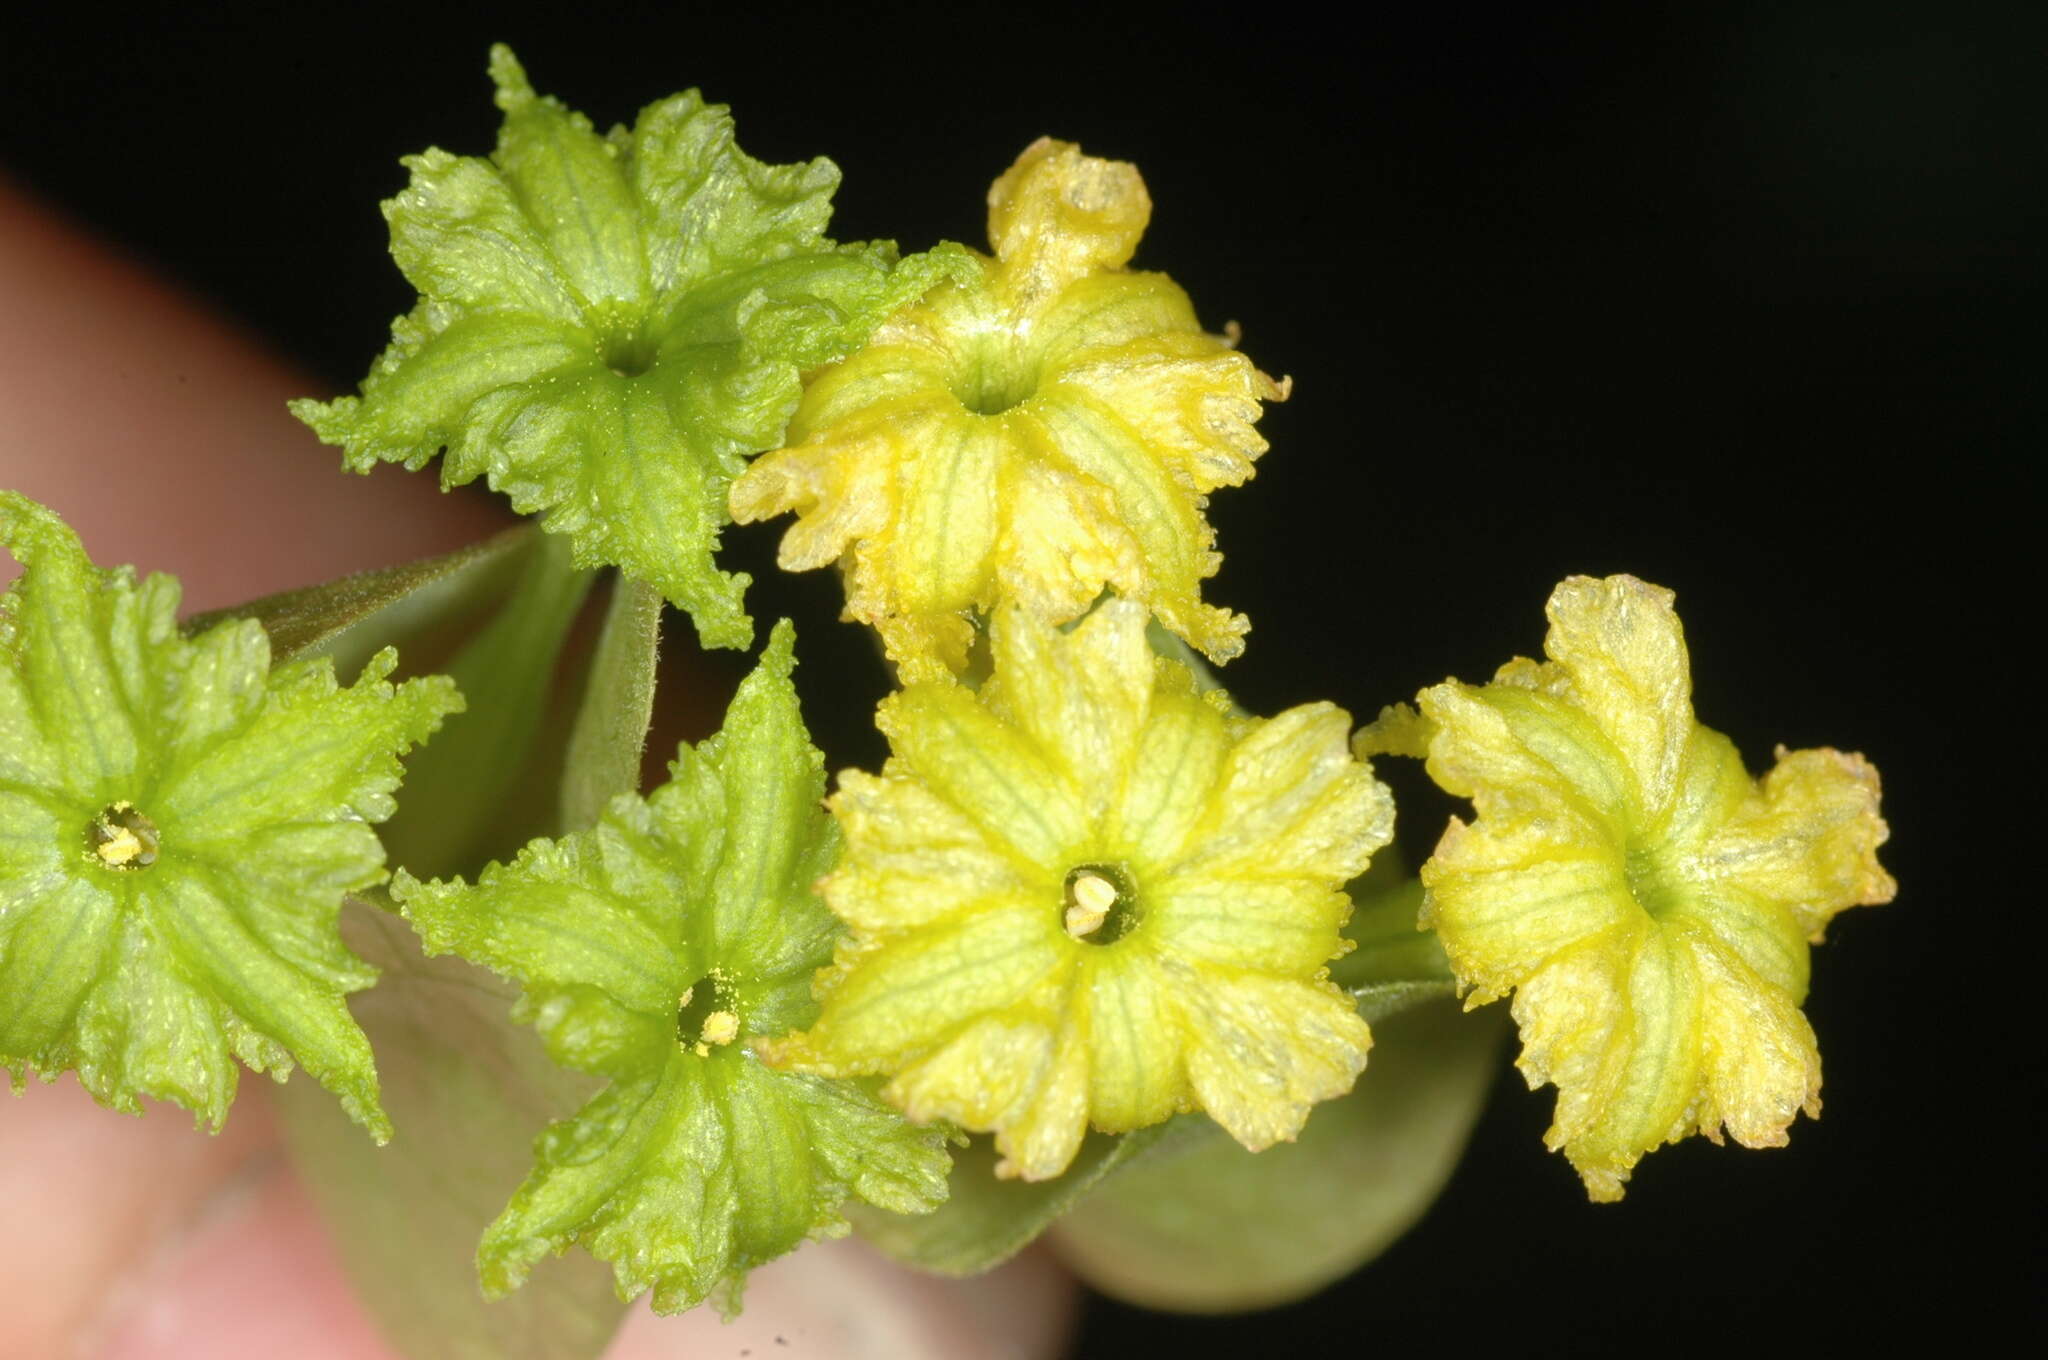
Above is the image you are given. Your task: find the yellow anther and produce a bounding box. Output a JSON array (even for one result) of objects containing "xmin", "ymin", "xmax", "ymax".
[{"xmin": 1064, "ymin": 871, "xmax": 1117, "ymax": 939}]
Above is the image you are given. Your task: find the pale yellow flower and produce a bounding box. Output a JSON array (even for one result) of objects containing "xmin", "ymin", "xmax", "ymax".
[
  {"xmin": 730, "ymin": 138, "xmax": 1285, "ymax": 682},
  {"xmin": 766, "ymin": 601, "xmax": 1390, "ymax": 1180},
  {"xmin": 1360, "ymin": 575, "xmax": 1894, "ymax": 1199}
]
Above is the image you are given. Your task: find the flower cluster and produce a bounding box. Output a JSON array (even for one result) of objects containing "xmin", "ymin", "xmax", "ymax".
[{"xmin": 0, "ymin": 45, "xmax": 1902, "ymax": 1333}]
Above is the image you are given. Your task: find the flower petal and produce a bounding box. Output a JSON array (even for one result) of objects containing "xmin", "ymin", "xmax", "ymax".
[
  {"xmin": 1697, "ymin": 745, "xmax": 1895, "ymax": 940},
  {"xmin": 825, "ymin": 771, "xmax": 1031, "ymax": 933},
  {"xmin": 1168, "ymin": 702, "xmax": 1391, "ymax": 883},
  {"xmin": 1179, "ymin": 964, "xmax": 1372, "ymax": 1153},
  {"xmin": 877, "ymin": 684, "xmax": 1089, "ymax": 867},
  {"xmin": 781, "ymin": 904, "xmax": 1068, "ymax": 1075},
  {"xmin": 1541, "ymin": 575, "xmax": 1694, "ymax": 821},
  {"xmin": 982, "ymin": 599, "xmax": 1154, "ymax": 809}
]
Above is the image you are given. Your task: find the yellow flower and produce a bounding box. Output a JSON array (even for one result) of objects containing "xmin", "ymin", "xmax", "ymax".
[
  {"xmin": 1359, "ymin": 575, "xmax": 1894, "ymax": 1200},
  {"xmin": 729, "ymin": 138, "xmax": 1286, "ymax": 682},
  {"xmin": 764, "ymin": 600, "xmax": 1390, "ymax": 1180}
]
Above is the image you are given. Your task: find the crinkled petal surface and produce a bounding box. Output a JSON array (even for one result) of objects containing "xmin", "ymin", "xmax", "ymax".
[
  {"xmin": 731, "ymin": 138, "xmax": 1287, "ymax": 680},
  {"xmin": 767, "ymin": 601, "xmax": 1391, "ymax": 1179},
  {"xmin": 0, "ymin": 494, "xmax": 459, "ymax": 1139},
  {"xmin": 395, "ymin": 622, "xmax": 947, "ymax": 1313},
  {"xmin": 1407, "ymin": 575, "xmax": 1893, "ymax": 1199},
  {"xmin": 292, "ymin": 46, "xmax": 958, "ymax": 649}
]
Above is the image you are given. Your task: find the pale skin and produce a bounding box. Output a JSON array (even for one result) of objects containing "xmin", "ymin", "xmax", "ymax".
[{"xmin": 0, "ymin": 175, "xmax": 1076, "ymax": 1359}]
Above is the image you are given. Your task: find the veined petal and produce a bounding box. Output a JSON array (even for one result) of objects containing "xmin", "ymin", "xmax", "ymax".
[
  {"xmin": 1052, "ymin": 329, "xmax": 1278, "ymax": 492},
  {"xmin": 1697, "ymin": 746, "xmax": 1895, "ymax": 941},
  {"xmin": 1179, "ymin": 964, "xmax": 1372, "ymax": 1153},
  {"xmin": 1423, "ymin": 818, "xmax": 1632, "ymax": 1003},
  {"xmin": 982, "ymin": 599, "xmax": 1154, "ymax": 808},
  {"xmin": 877, "ymin": 684, "xmax": 1089, "ymax": 867},
  {"xmin": 297, "ymin": 311, "xmax": 588, "ymax": 477},
  {"xmin": 1521, "ymin": 926, "xmax": 1701, "ymax": 1202},
  {"xmin": 1168, "ymin": 702, "xmax": 1391, "ymax": 882},
  {"xmin": 825, "ymin": 771, "xmax": 1031, "ymax": 933},
  {"xmin": 883, "ymin": 1013, "xmax": 1049, "ymax": 1129},
  {"xmin": 986, "ymin": 137, "xmax": 1148, "ymax": 308},
  {"xmin": 383, "ymin": 148, "xmax": 582, "ymax": 322},
  {"xmin": 486, "ymin": 48, "xmax": 649, "ymax": 315},
  {"xmin": 1680, "ymin": 929, "xmax": 1822, "ymax": 1148},
  {"xmin": 991, "ymin": 1014, "xmax": 1092, "ymax": 1181},
  {"xmin": 1418, "ymin": 680, "xmax": 1630, "ymax": 839},
  {"xmin": 1541, "ymin": 575, "xmax": 1694, "ymax": 821},
  {"xmin": 891, "ymin": 412, "xmax": 1005, "ymax": 615},
  {"xmin": 1104, "ymin": 689, "xmax": 1230, "ymax": 868},
  {"xmin": 1148, "ymin": 875, "xmax": 1354, "ymax": 978},
  {"xmin": 1081, "ymin": 951, "xmax": 1185, "ymax": 1132},
  {"xmin": 779, "ymin": 904, "xmax": 1068, "ymax": 1075},
  {"xmin": 159, "ymin": 648, "xmax": 457, "ymax": 836}
]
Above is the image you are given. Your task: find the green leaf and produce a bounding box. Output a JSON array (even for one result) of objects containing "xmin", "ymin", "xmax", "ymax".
[
  {"xmin": 1329, "ymin": 872, "xmax": 1454, "ymax": 991},
  {"xmin": 394, "ymin": 622, "xmax": 948, "ymax": 1314},
  {"xmin": 291, "ymin": 45, "xmax": 966, "ymax": 650},
  {"xmin": 182, "ymin": 525, "xmax": 534, "ymax": 672},
  {"xmin": 841, "ymin": 978, "xmax": 1455, "ymax": 1276},
  {"xmin": 1049, "ymin": 998, "xmax": 1504, "ymax": 1312},
  {"xmin": 0, "ymin": 493, "xmax": 460, "ymax": 1138},
  {"xmin": 846, "ymin": 1121, "xmax": 1180, "ymax": 1276},
  {"xmin": 270, "ymin": 899, "xmax": 626, "ymax": 1360},
  {"xmin": 560, "ymin": 574, "xmax": 663, "ymax": 831},
  {"xmin": 378, "ymin": 532, "xmax": 594, "ymax": 880}
]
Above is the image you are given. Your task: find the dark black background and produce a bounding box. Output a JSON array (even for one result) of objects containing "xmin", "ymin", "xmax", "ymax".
[{"xmin": 3, "ymin": 2, "xmax": 2036, "ymax": 1352}]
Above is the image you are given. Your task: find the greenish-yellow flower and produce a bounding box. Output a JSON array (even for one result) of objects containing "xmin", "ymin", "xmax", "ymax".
[
  {"xmin": 1359, "ymin": 575, "xmax": 1894, "ymax": 1200},
  {"xmin": 766, "ymin": 600, "xmax": 1391, "ymax": 1180},
  {"xmin": 730, "ymin": 138, "xmax": 1285, "ymax": 682}
]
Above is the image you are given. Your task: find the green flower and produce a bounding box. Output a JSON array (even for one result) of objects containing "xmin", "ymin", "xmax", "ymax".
[
  {"xmin": 395, "ymin": 622, "xmax": 949, "ymax": 1314},
  {"xmin": 292, "ymin": 46, "xmax": 961, "ymax": 649},
  {"xmin": 0, "ymin": 494, "xmax": 460, "ymax": 1138},
  {"xmin": 767, "ymin": 600, "xmax": 1392, "ymax": 1180},
  {"xmin": 1359, "ymin": 575, "xmax": 1894, "ymax": 1199}
]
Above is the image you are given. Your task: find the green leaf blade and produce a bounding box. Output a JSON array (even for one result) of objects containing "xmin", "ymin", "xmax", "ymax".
[
  {"xmin": 1049, "ymin": 1000, "xmax": 1504, "ymax": 1312},
  {"xmin": 560, "ymin": 574, "xmax": 663, "ymax": 831},
  {"xmin": 271, "ymin": 901, "xmax": 627, "ymax": 1360}
]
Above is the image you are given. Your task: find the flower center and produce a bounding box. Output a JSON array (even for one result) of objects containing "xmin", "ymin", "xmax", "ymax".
[
  {"xmin": 86, "ymin": 802, "xmax": 159, "ymax": 870},
  {"xmin": 676, "ymin": 970, "xmax": 741, "ymax": 1056},
  {"xmin": 590, "ymin": 302, "xmax": 658, "ymax": 377},
  {"xmin": 949, "ymin": 333, "xmax": 1040, "ymax": 416},
  {"xmin": 602, "ymin": 330, "xmax": 658, "ymax": 378},
  {"xmin": 1624, "ymin": 843, "xmax": 1685, "ymax": 920},
  {"xmin": 1062, "ymin": 863, "xmax": 1140, "ymax": 944}
]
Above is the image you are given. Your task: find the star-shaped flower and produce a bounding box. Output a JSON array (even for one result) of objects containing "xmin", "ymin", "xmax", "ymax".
[
  {"xmin": 0, "ymin": 493, "xmax": 460, "ymax": 1138},
  {"xmin": 730, "ymin": 138, "xmax": 1287, "ymax": 682},
  {"xmin": 765, "ymin": 600, "xmax": 1391, "ymax": 1180},
  {"xmin": 1359, "ymin": 575, "xmax": 1894, "ymax": 1200},
  {"xmin": 292, "ymin": 46, "xmax": 960, "ymax": 649},
  {"xmin": 395, "ymin": 622, "xmax": 949, "ymax": 1314}
]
